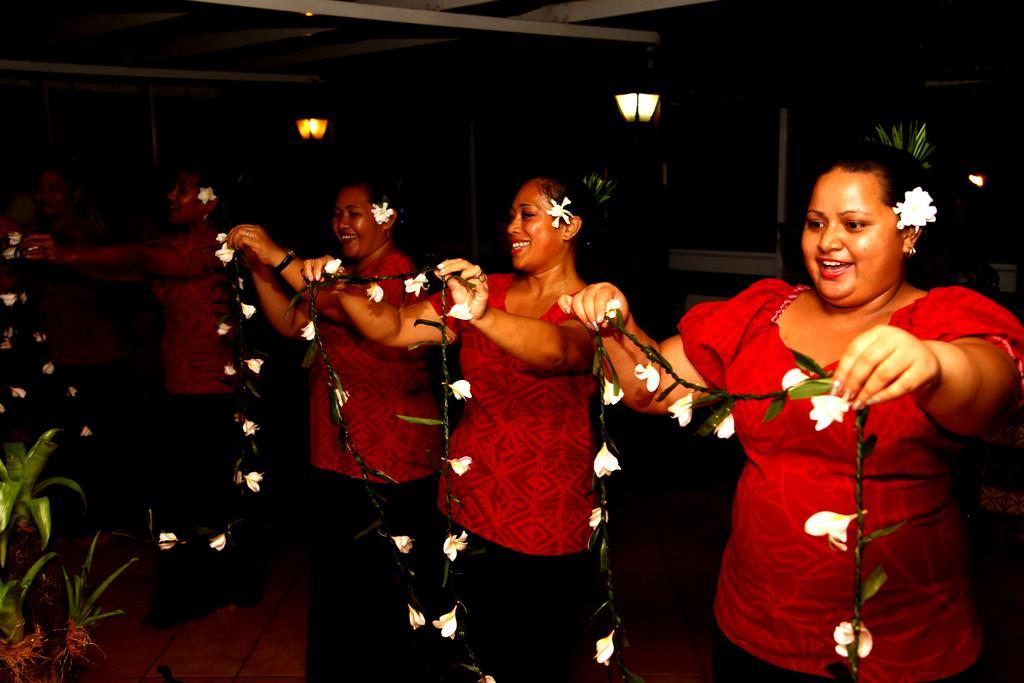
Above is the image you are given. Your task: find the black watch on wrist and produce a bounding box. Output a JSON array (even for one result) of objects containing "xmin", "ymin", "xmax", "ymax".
[{"xmin": 273, "ymin": 249, "xmax": 296, "ymax": 274}]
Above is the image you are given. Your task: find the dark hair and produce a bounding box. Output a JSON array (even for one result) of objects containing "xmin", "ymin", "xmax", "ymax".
[
  {"xmin": 817, "ymin": 143, "xmax": 929, "ymax": 209},
  {"xmin": 333, "ymin": 175, "xmax": 408, "ymax": 225},
  {"xmin": 529, "ymin": 175, "xmax": 608, "ymax": 238}
]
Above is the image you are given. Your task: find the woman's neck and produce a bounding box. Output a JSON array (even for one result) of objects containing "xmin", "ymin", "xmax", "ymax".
[{"xmin": 521, "ymin": 254, "xmax": 582, "ymax": 298}]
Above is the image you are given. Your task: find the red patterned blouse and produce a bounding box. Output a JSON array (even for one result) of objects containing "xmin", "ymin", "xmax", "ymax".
[
  {"xmin": 680, "ymin": 279, "xmax": 1024, "ymax": 682},
  {"xmin": 430, "ymin": 273, "xmax": 596, "ymax": 556},
  {"xmin": 151, "ymin": 228, "xmax": 233, "ymax": 395},
  {"xmin": 309, "ymin": 251, "xmax": 440, "ymax": 482}
]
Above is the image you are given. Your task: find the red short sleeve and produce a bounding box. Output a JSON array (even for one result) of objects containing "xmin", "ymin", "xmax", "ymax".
[
  {"xmin": 893, "ymin": 286, "xmax": 1024, "ymax": 398},
  {"xmin": 677, "ymin": 279, "xmax": 799, "ymax": 389}
]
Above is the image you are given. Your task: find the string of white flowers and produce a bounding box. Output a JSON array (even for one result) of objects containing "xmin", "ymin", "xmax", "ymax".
[
  {"xmin": 301, "ymin": 265, "xmax": 490, "ymax": 679},
  {"xmin": 598, "ymin": 309, "xmax": 903, "ymax": 682}
]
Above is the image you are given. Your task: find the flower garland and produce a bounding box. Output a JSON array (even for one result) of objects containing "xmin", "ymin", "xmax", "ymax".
[
  {"xmin": 300, "ymin": 265, "xmax": 488, "ymax": 678},
  {"xmin": 597, "ymin": 307, "xmax": 903, "ymax": 682}
]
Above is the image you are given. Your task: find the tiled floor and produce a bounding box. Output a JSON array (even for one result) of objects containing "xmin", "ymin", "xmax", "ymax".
[{"xmin": 70, "ymin": 469, "xmax": 1024, "ymax": 682}]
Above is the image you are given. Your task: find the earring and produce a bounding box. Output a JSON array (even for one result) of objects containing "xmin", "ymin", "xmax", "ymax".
[{"xmin": 905, "ymin": 246, "xmax": 916, "ymax": 258}]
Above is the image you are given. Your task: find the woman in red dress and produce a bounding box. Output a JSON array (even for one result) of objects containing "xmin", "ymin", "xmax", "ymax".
[
  {"xmin": 568, "ymin": 147, "xmax": 1024, "ymax": 682},
  {"xmin": 303, "ymin": 176, "xmax": 598, "ymax": 680},
  {"xmin": 225, "ymin": 180, "xmax": 442, "ymax": 680},
  {"xmin": 22, "ymin": 166, "xmax": 262, "ymax": 626}
]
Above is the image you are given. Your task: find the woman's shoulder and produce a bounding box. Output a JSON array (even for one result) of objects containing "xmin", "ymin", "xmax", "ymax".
[
  {"xmin": 360, "ymin": 249, "xmax": 417, "ymax": 277},
  {"xmin": 895, "ymin": 285, "xmax": 1023, "ymax": 336},
  {"xmin": 684, "ymin": 279, "xmax": 801, "ymax": 328}
]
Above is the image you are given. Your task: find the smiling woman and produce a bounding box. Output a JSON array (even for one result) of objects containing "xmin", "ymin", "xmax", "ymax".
[
  {"xmin": 305, "ymin": 175, "xmax": 600, "ymax": 681},
  {"xmin": 226, "ymin": 178, "xmax": 442, "ymax": 682},
  {"xmin": 565, "ymin": 145, "xmax": 1024, "ymax": 682}
]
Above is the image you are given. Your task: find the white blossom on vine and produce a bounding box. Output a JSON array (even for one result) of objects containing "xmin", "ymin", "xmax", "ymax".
[
  {"xmin": 602, "ymin": 379, "xmax": 623, "ymax": 406},
  {"xmin": 433, "ymin": 606, "xmax": 458, "ymax": 639},
  {"xmin": 781, "ymin": 368, "xmax": 810, "ymax": 390},
  {"xmin": 804, "ymin": 511, "xmax": 858, "ymax": 552},
  {"xmin": 834, "ymin": 621, "xmax": 873, "ymax": 658},
  {"xmin": 449, "ymin": 379, "xmax": 472, "ymax": 400},
  {"xmin": 392, "ymin": 535, "xmax": 414, "ymax": 554},
  {"xmin": 448, "ymin": 456, "xmax": 473, "ymax": 476},
  {"xmin": 668, "ymin": 394, "xmax": 694, "ymax": 428},
  {"xmin": 634, "ymin": 362, "xmax": 661, "ymax": 393},
  {"xmin": 404, "ymin": 273, "xmax": 429, "ymax": 297},
  {"xmin": 593, "ymin": 443, "xmax": 621, "ymax": 478},
  {"xmin": 443, "ymin": 531, "xmax": 469, "ymax": 561},
  {"xmin": 714, "ymin": 413, "xmax": 735, "ymax": 439},
  {"xmin": 594, "ymin": 629, "xmax": 615, "ymax": 665},
  {"xmin": 209, "ymin": 533, "xmax": 227, "ymax": 551},
  {"xmin": 809, "ymin": 395, "xmax": 851, "ymax": 431},
  {"xmin": 367, "ymin": 284, "xmax": 384, "ymax": 303},
  {"xmin": 408, "ymin": 604, "xmax": 426, "ymax": 630}
]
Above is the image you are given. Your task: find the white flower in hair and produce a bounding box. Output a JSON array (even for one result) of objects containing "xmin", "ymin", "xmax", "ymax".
[
  {"xmin": 366, "ymin": 284, "xmax": 384, "ymax": 303},
  {"xmin": 404, "ymin": 273, "xmax": 429, "ymax": 297},
  {"xmin": 546, "ymin": 196, "xmax": 573, "ymax": 228},
  {"xmin": 215, "ymin": 246, "xmax": 235, "ymax": 264},
  {"xmin": 893, "ymin": 187, "xmax": 937, "ymax": 230},
  {"xmin": 371, "ymin": 202, "xmax": 395, "ymax": 225},
  {"xmin": 198, "ymin": 187, "xmax": 217, "ymax": 205}
]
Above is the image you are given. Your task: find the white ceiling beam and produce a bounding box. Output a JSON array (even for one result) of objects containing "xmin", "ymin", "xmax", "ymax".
[
  {"xmin": 24, "ymin": 13, "xmax": 187, "ymax": 44},
  {"xmin": 0, "ymin": 59, "xmax": 322, "ymax": 83},
  {"xmin": 520, "ymin": 0, "xmax": 717, "ymax": 23},
  {"xmin": 248, "ymin": 38, "xmax": 453, "ymax": 67},
  {"xmin": 139, "ymin": 27, "xmax": 335, "ymax": 60},
  {"xmin": 355, "ymin": 0, "xmax": 499, "ymax": 8},
  {"xmin": 188, "ymin": 0, "xmax": 660, "ymax": 43}
]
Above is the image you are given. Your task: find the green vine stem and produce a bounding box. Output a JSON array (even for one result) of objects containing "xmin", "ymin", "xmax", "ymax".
[
  {"xmin": 305, "ymin": 285, "xmax": 423, "ymax": 616},
  {"xmin": 592, "ymin": 334, "xmax": 642, "ymax": 682},
  {"xmin": 304, "ymin": 270, "xmax": 482, "ymax": 676}
]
